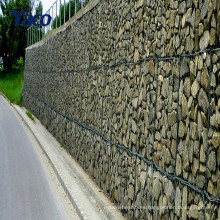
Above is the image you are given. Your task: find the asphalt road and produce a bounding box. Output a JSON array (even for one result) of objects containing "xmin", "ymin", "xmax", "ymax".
[{"xmin": 0, "ymin": 95, "xmax": 70, "ymax": 220}]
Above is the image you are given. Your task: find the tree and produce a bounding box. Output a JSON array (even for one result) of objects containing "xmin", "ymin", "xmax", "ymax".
[
  {"xmin": 0, "ymin": 0, "xmax": 32, "ymax": 72},
  {"xmin": 35, "ymin": 1, "xmax": 42, "ymax": 15}
]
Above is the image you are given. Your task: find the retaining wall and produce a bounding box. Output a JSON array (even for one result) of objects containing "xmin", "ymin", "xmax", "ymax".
[{"xmin": 23, "ymin": 0, "xmax": 220, "ymax": 219}]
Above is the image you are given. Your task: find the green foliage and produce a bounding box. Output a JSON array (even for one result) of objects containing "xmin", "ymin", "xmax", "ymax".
[
  {"xmin": 0, "ymin": 0, "xmax": 31, "ymax": 72},
  {"xmin": 13, "ymin": 57, "xmax": 24, "ymax": 73},
  {"xmin": 26, "ymin": 111, "xmax": 34, "ymax": 121},
  {"xmin": 0, "ymin": 71, "xmax": 24, "ymax": 106},
  {"xmin": 0, "ymin": 58, "xmax": 24, "ymax": 106},
  {"xmin": 36, "ymin": 1, "xmax": 42, "ymax": 15}
]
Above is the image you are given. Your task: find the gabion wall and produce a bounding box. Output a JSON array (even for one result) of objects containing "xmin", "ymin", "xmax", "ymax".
[{"xmin": 24, "ymin": 0, "xmax": 220, "ymax": 219}]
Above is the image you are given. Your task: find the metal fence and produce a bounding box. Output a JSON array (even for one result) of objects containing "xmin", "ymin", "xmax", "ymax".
[{"xmin": 27, "ymin": 0, "xmax": 90, "ymax": 46}]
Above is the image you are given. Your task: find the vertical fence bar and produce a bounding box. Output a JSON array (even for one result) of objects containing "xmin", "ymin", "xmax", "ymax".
[
  {"xmin": 75, "ymin": 0, "xmax": 76, "ymax": 14},
  {"xmin": 56, "ymin": 0, "xmax": 58, "ymax": 29},
  {"xmin": 60, "ymin": 0, "xmax": 62, "ymax": 26},
  {"xmin": 27, "ymin": 29, "xmax": 29, "ymax": 47},
  {"xmin": 29, "ymin": 28, "xmax": 30, "ymax": 46},
  {"xmin": 69, "ymin": 0, "xmax": 71, "ymax": 20},
  {"xmin": 36, "ymin": 26, "xmax": 38, "ymax": 43},
  {"xmin": 42, "ymin": 23, "xmax": 44, "ymax": 40},
  {"xmin": 52, "ymin": 5, "xmax": 53, "ymax": 31},
  {"xmin": 31, "ymin": 26, "xmax": 32, "ymax": 45},
  {"xmin": 38, "ymin": 21, "xmax": 40, "ymax": 42},
  {"xmin": 64, "ymin": 0, "xmax": 66, "ymax": 24},
  {"xmin": 32, "ymin": 26, "xmax": 34, "ymax": 44},
  {"xmin": 81, "ymin": 0, "xmax": 83, "ymax": 9},
  {"xmin": 34, "ymin": 26, "xmax": 36, "ymax": 44}
]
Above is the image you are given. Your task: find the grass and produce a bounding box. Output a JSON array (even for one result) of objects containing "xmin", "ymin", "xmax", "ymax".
[
  {"xmin": 26, "ymin": 111, "xmax": 35, "ymax": 121},
  {"xmin": 0, "ymin": 69, "xmax": 24, "ymax": 106}
]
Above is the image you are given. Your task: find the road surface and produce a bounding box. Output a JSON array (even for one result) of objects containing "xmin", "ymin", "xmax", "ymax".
[{"xmin": 0, "ymin": 95, "xmax": 74, "ymax": 220}]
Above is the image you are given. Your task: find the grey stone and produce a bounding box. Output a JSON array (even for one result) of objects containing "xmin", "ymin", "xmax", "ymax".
[
  {"xmin": 201, "ymin": 67, "xmax": 209, "ymax": 92},
  {"xmin": 198, "ymin": 23, "xmax": 204, "ymax": 36},
  {"xmin": 153, "ymin": 178, "xmax": 161, "ymax": 200},
  {"xmin": 178, "ymin": 121, "xmax": 185, "ymax": 138},
  {"xmin": 198, "ymin": 111, "xmax": 203, "ymax": 139},
  {"xmin": 176, "ymin": 154, "xmax": 182, "ymax": 176},
  {"xmin": 161, "ymin": 77, "xmax": 169, "ymax": 98},
  {"xmin": 216, "ymin": 85, "xmax": 220, "ymax": 96},
  {"xmin": 192, "ymin": 122, "xmax": 198, "ymax": 140},
  {"xmin": 207, "ymin": 151, "xmax": 216, "ymax": 172},
  {"xmin": 190, "ymin": 9, "xmax": 196, "ymax": 27},
  {"xmin": 175, "ymin": 187, "xmax": 181, "ymax": 217},
  {"xmin": 198, "ymin": 88, "xmax": 209, "ymax": 114},
  {"xmin": 196, "ymin": 175, "xmax": 205, "ymax": 189},
  {"xmin": 179, "ymin": 1, "xmax": 186, "ymax": 14},
  {"xmin": 191, "ymin": 80, "xmax": 200, "ymax": 98},
  {"xmin": 168, "ymin": 111, "xmax": 176, "ymax": 127},
  {"xmin": 200, "ymin": 144, "xmax": 206, "ymax": 163},
  {"xmin": 182, "ymin": 94, "xmax": 188, "ymax": 118},
  {"xmin": 218, "ymin": 148, "xmax": 220, "ymax": 167},
  {"xmin": 140, "ymin": 171, "xmax": 146, "ymax": 188},
  {"xmin": 132, "ymin": 97, "xmax": 138, "ymax": 109},
  {"xmin": 199, "ymin": 31, "xmax": 210, "ymax": 50},
  {"xmin": 188, "ymin": 205, "xmax": 199, "ymax": 219},
  {"xmin": 192, "ymin": 158, "xmax": 199, "ymax": 176},
  {"xmin": 212, "ymin": 132, "xmax": 220, "ymax": 149},
  {"xmin": 128, "ymin": 184, "xmax": 134, "ymax": 200},
  {"xmin": 201, "ymin": 0, "xmax": 209, "ymax": 19},
  {"xmin": 183, "ymin": 151, "xmax": 189, "ymax": 171},
  {"xmin": 182, "ymin": 186, "xmax": 187, "ymax": 220},
  {"xmin": 183, "ymin": 77, "xmax": 191, "ymax": 98},
  {"xmin": 180, "ymin": 59, "xmax": 189, "ymax": 77},
  {"xmin": 131, "ymin": 119, "xmax": 137, "ymax": 133},
  {"xmin": 193, "ymin": 141, "xmax": 200, "ymax": 158}
]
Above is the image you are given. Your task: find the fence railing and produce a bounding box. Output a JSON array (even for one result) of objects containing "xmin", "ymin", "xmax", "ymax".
[{"xmin": 27, "ymin": 0, "xmax": 90, "ymax": 47}]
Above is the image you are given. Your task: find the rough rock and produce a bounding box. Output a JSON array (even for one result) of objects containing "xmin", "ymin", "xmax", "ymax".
[
  {"xmin": 175, "ymin": 187, "xmax": 181, "ymax": 217},
  {"xmin": 191, "ymin": 80, "xmax": 200, "ymax": 98},
  {"xmin": 198, "ymin": 88, "xmax": 209, "ymax": 114},
  {"xmin": 207, "ymin": 151, "xmax": 216, "ymax": 172},
  {"xmin": 212, "ymin": 132, "xmax": 220, "ymax": 148},
  {"xmin": 199, "ymin": 31, "xmax": 210, "ymax": 50}
]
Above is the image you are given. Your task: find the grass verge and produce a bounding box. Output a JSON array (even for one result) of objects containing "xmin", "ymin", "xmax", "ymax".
[{"xmin": 0, "ymin": 70, "xmax": 24, "ymax": 106}]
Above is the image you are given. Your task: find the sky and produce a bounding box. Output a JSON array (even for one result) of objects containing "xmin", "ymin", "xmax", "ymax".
[{"xmin": 41, "ymin": 0, "xmax": 53, "ymax": 14}]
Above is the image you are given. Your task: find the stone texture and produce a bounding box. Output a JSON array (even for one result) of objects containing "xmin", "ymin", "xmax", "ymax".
[
  {"xmin": 198, "ymin": 88, "xmax": 209, "ymax": 114},
  {"xmin": 212, "ymin": 132, "xmax": 220, "ymax": 149},
  {"xmin": 191, "ymin": 80, "xmax": 200, "ymax": 98},
  {"xmin": 22, "ymin": 1, "xmax": 220, "ymax": 218},
  {"xmin": 199, "ymin": 31, "xmax": 210, "ymax": 50},
  {"xmin": 207, "ymin": 151, "xmax": 216, "ymax": 172}
]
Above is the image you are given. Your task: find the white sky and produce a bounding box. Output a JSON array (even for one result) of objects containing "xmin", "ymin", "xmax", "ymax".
[{"xmin": 41, "ymin": 0, "xmax": 53, "ymax": 14}]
